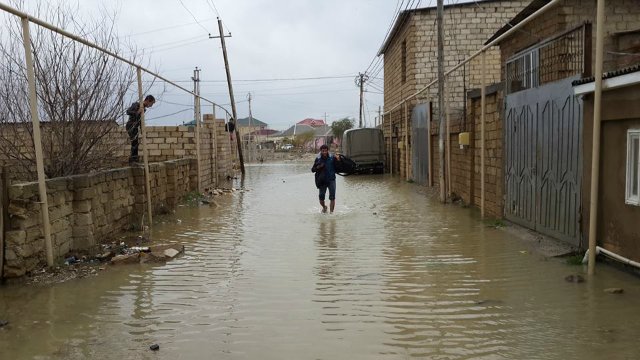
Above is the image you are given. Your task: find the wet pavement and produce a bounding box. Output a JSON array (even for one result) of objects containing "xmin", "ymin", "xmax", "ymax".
[{"xmin": 1, "ymin": 162, "xmax": 640, "ymax": 359}]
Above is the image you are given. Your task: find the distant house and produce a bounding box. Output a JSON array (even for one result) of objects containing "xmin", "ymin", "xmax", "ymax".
[
  {"xmin": 297, "ymin": 118, "xmax": 326, "ymax": 127},
  {"xmin": 278, "ymin": 123, "xmax": 315, "ymax": 137},
  {"xmin": 311, "ymin": 125, "xmax": 334, "ymax": 151},
  {"xmin": 235, "ymin": 116, "xmax": 269, "ymax": 151},
  {"xmin": 277, "ymin": 123, "xmax": 335, "ymax": 151},
  {"xmin": 243, "ymin": 128, "xmax": 280, "ymax": 149}
]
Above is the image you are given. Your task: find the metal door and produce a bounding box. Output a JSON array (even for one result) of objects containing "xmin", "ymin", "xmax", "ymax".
[
  {"xmin": 504, "ymin": 77, "xmax": 582, "ymax": 245},
  {"xmin": 411, "ymin": 103, "xmax": 431, "ymax": 185}
]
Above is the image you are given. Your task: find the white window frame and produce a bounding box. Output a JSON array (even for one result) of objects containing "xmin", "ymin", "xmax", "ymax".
[{"xmin": 626, "ymin": 129, "xmax": 640, "ymax": 206}]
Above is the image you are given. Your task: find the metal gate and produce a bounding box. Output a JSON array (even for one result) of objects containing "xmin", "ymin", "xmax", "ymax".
[
  {"xmin": 412, "ymin": 103, "xmax": 431, "ymax": 185},
  {"xmin": 504, "ymin": 77, "xmax": 582, "ymax": 245}
]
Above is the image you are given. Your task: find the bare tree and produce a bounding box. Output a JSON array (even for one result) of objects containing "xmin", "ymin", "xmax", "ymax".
[{"xmin": 0, "ymin": 1, "xmax": 141, "ymax": 180}]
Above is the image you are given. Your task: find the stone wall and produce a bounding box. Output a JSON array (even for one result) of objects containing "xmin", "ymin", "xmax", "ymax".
[
  {"xmin": 2, "ymin": 158, "xmax": 196, "ymax": 278},
  {"xmin": 382, "ymin": 0, "xmax": 529, "ymax": 179},
  {"xmin": 498, "ymin": 0, "xmax": 640, "ymax": 76},
  {"xmin": 0, "ymin": 115, "xmax": 236, "ymax": 189}
]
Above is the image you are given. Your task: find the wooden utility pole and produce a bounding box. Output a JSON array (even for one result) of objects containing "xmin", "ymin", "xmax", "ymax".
[
  {"xmin": 213, "ymin": 18, "xmax": 245, "ymax": 174},
  {"xmin": 356, "ymin": 73, "xmax": 368, "ymax": 128},
  {"xmin": 359, "ymin": 73, "xmax": 364, "ymax": 128},
  {"xmin": 436, "ymin": 0, "xmax": 446, "ymax": 203}
]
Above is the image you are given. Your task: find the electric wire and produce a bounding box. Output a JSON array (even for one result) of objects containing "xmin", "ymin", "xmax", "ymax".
[{"xmin": 176, "ymin": 0, "xmax": 211, "ymax": 35}]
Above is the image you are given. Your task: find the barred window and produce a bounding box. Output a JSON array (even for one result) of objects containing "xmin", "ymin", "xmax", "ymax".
[{"xmin": 506, "ymin": 49, "xmax": 539, "ymax": 94}]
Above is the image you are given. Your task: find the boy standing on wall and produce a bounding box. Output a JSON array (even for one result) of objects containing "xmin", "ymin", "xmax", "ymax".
[{"xmin": 125, "ymin": 95, "xmax": 155, "ymax": 164}]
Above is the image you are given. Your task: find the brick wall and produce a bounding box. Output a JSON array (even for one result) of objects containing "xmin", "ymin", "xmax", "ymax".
[
  {"xmin": 382, "ymin": 0, "xmax": 529, "ymax": 179},
  {"xmin": 498, "ymin": 0, "xmax": 640, "ymax": 76},
  {"xmin": 0, "ymin": 115, "xmax": 237, "ymax": 189},
  {"xmin": 2, "ymin": 158, "xmax": 196, "ymax": 278}
]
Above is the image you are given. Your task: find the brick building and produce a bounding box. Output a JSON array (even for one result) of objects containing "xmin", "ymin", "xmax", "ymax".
[{"xmin": 378, "ymin": 0, "xmax": 529, "ymax": 216}]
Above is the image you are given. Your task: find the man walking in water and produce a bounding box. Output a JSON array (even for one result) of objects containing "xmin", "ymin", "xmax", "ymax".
[
  {"xmin": 125, "ymin": 95, "xmax": 155, "ymax": 164},
  {"xmin": 311, "ymin": 144, "xmax": 341, "ymax": 213}
]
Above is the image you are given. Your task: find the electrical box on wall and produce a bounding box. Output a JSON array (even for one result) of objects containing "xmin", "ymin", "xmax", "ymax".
[{"xmin": 459, "ymin": 132, "xmax": 470, "ymax": 149}]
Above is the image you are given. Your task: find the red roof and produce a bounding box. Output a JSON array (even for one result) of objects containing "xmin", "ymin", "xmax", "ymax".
[{"xmin": 296, "ymin": 118, "xmax": 326, "ymax": 127}]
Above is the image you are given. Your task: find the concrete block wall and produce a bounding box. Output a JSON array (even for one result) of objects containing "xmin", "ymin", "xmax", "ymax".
[
  {"xmin": 382, "ymin": 0, "xmax": 529, "ymax": 180},
  {"xmin": 498, "ymin": 0, "xmax": 640, "ymax": 78},
  {"xmin": 2, "ymin": 158, "xmax": 195, "ymax": 278}
]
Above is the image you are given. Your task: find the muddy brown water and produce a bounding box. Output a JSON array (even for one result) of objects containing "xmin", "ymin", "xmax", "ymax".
[{"xmin": 1, "ymin": 162, "xmax": 640, "ymax": 359}]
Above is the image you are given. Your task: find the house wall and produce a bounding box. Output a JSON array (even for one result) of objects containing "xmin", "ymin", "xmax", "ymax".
[
  {"xmin": 2, "ymin": 158, "xmax": 196, "ymax": 278},
  {"xmin": 498, "ymin": 0, "xmax": 640, "ymax": 75},
  {"xmin": 582, "ymin": 85, "xmax": 640, "ymax": 262},
  {"xmin": 382, "ymin": 0, "xmax": 529, "ymax": 179},
  {"xmin": 425, "ymin": 85, "xmax": 504, "ymax": 218}
]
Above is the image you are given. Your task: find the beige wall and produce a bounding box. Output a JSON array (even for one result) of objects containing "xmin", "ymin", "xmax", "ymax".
[
  {"xmin": 583, "ymin": 85, "xmax": 640, "ymax": 262},
  {"xmin": 2, "ymin": 158, "xmax": 196, "ymax": 277},
  {"xmin": 1, "ymin": 115, "xmax": 238, "ymax": 278},
  {"xmin": 0, "ymin": 116, "xmax": 236, "ymax": 187},
  {"xmin": 382, "ymin": 0, "xmax": 529, "ymax": 179},
  {"xmin": 498, "ymin": 0, "xmax": 640, "ymax": 76}
]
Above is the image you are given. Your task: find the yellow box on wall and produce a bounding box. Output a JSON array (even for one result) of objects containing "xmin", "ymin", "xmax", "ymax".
[{"xmin": 458, "ymin": 132, "xmax": 470, "ymax": 146}]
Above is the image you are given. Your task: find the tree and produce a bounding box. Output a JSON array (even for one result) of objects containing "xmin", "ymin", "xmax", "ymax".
[
  {"xmin": 330, "ymin": 117, "xmax": 354, "ymax": 144},
  {"xmin": 0, "ymin": 1, "xmax": 143, "ymax": 180},
  {"xmin": 293, "ymin": 131, "xmax": 315, "ymax": 150}
]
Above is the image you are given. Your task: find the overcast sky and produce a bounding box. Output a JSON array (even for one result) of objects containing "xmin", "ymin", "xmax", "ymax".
[{"xmin": 9, "ymin": 0, "xmax": 469, "ymax": 130}]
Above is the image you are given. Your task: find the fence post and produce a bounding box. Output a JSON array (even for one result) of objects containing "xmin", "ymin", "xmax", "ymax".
[
  {"xmin": 21, "ymin": 17, "xmax": 54, "ymax": 266},
  {"xmin": 136, "ymin": 67, "xmax": 153, "ymax": 227}
]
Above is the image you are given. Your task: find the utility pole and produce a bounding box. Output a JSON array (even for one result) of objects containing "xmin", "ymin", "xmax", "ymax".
[
  {"xmin": 247, "ymin": 92, "xmax": 254, "ymax": 162},
  {"xmin": 211, "ymin": 18, "xmax": 245, "ymax": 174},
  {"xmin": 436, "ymin": 0, "xmax": 446, "ymax": 203},
  {"xmin": 378, "ymin": 106, "xmax": 382, "ymax": 128},
  {"xmin": 355, "ymin": 73, "xmax": 368, "ymax": 128},
  {"xmin": 192, "ymin": 67, "xmax": 202, "ymax": 192}
]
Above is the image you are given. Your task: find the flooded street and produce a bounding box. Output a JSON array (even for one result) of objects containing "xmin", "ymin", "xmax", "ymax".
[{"xmin": 2, "ymin": 162, "xmax": 640, "ymax": 359}]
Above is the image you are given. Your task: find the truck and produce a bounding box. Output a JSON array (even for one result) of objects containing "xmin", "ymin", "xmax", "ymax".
[{"xmin": 341, "ymin": 128, "xmax": 385, "ymax": 174}]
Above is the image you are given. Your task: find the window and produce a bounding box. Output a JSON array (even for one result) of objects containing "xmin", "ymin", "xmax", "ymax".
[
  {"xmin": 626, "ymin": 129, "xmax": 640, "ymax": 205},
  {"xmin": 401, "ymin": 40, "xmax": 407, "ymax": 84},
  {"xmin": 505, "ymin": 49, "xmax": 539, "ymax": 94}
]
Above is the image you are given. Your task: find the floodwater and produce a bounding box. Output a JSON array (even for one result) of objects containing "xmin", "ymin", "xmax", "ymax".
[{"xmin": 1, "ymin": 162, "xmax": 640, "ymax": 359}]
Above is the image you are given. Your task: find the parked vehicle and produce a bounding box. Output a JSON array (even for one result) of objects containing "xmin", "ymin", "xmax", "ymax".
[
  {"xmin": 341, "ymin": 128, "xmax": 385, "ymax": 174},
  {"xmin": 281, "ymin": 143, "xmax": 294, "ymax": 150}
]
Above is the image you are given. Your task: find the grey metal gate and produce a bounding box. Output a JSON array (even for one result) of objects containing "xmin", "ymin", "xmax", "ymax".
[
  {"xmin": 412, "ymin": 103, "xmax": 430, "ymax": 185},
  {"xmin": 504, "ymin": 77, "xmax": 582, "ymax": 245}
]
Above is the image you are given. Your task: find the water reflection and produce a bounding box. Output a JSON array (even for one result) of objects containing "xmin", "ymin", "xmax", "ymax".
[{"xmin": 1, "ymin": 163, "xmax": 640, "ymax": 359}]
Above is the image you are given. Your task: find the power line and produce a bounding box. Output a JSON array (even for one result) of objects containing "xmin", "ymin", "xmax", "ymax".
[
  {"xmin": 205, "ymin": 0, "xmax": 220, "ymax": 17},
  {"xmin": 147, "ymin": 108, "xmax": 192, "ymax": 121},
  {"xmin": 137, "ymin": 74, "xmax": 358, "ymax": 84},
  {"xmin": 363, "ymin": 0, "xmax": 404, "ymax": 75},
  {"xmin": 121, "ymin": 17, "xmax": 216, "ymax": 37},
  {"xmin": 176, "ymin": 0, "xmax": 211, "ymax": 35}
]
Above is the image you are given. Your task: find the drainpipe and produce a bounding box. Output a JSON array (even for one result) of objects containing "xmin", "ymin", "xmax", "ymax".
[
  {"xmin": 582, "ymin": 247, "xmax": 640, "ymax": 270},
  {"xmin": 587, "ymin": 0, "xmax": 606, "ymax": 275}
]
